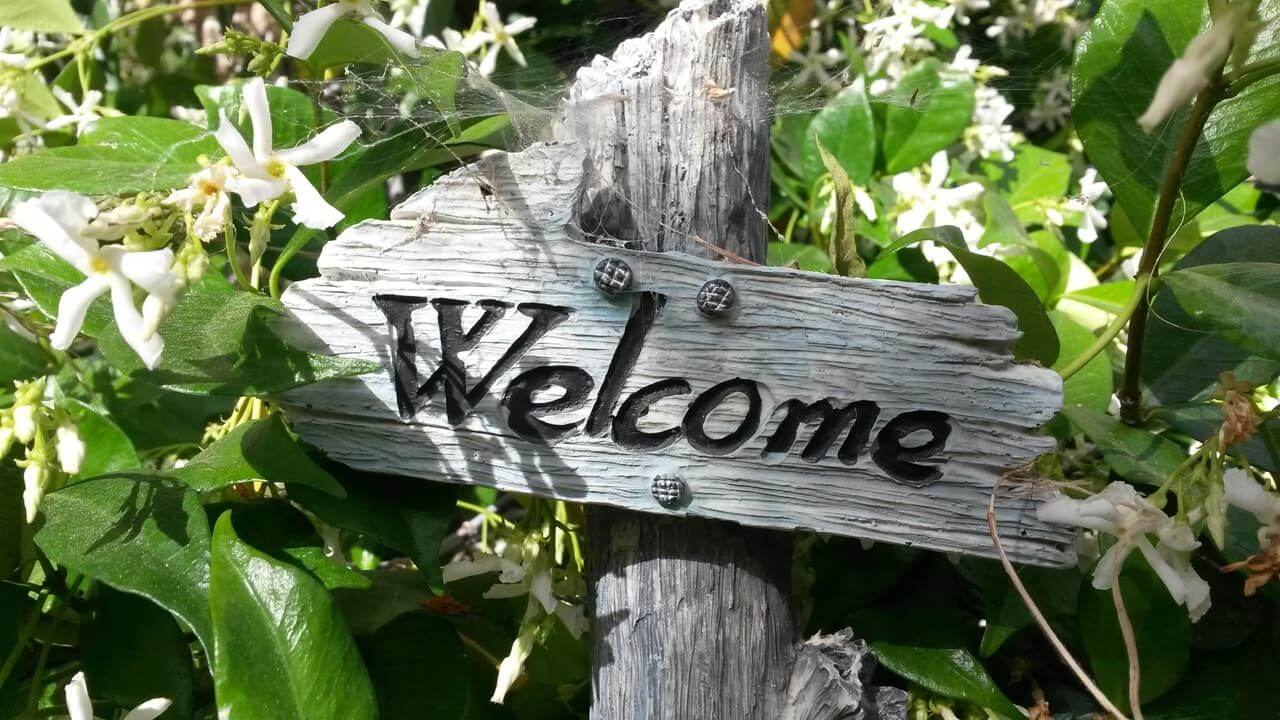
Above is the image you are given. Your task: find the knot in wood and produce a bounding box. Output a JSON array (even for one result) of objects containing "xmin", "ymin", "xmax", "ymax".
[
  {"xmin": 650, "ymin": 475, "xmax": 689, "ymax": 509},
  {"xmin": 594, "ymin": 257, "xmax": 634, "ymax": 295},
  {"xmin": 696, "ymin": 278, "xmax": 736, "ymax": 316}
]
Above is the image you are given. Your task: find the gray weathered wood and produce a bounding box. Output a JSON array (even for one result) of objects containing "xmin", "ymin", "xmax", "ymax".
[{"xmin": 275, "ymin": 141, "xmax": 1069, "ymax": 565}]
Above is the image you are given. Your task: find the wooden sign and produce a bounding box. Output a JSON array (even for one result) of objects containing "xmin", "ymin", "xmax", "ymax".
[{"xmin": 277, "ymin": 141, "xmax": 1073, "ymax": 567}]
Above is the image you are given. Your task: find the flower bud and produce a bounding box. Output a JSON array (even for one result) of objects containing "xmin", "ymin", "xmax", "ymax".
[
  {"xmin": 21, "ymin": 453, "xmax": 49, "ymax": 523},
  {"xmin": 1137, "ymin": 8, "xmax": 1243, "ymax": 133},
  {"xmin": 1248, "ymin": 120, "xmax": 1280, "ymax": 187},
  {"xmin": 12, "ymin": 403, "xmax": 36, "ymax": 444},
  {"xmin": 56, "ymin": 423, "xmax": 85, "ymax": 475}
]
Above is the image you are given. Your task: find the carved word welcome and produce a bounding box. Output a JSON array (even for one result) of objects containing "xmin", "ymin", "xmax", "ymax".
[{"xmin": 277, "ymin": 144, "xmax": 1072, "ymax": 566}]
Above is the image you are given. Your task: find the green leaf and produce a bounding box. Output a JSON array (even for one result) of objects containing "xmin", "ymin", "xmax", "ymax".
[
  {"xmin": 175, "ymin": 415, "xmax": 345, "ymax": 497},
  {"xmin": 97, "ymin": 289, "xmax": 377, "ymax": 395},
  {"xmin": 965, "ymin": 559, "xmax": 1080, "ymax": 658},
  {"xmin": 0, "ymin": 0, "xmax": 83, "ymax": 33},
  {"xmin": 226, "ymin": 502, "xmax": 371, "ymax": 590},
  {"xmin": 1073, "ymin": 0, "xmax": 1280, "ymax": 235},
  {"xmin": 872, "ymin": 227, "xmax": 1059, "ymax": 365},
  {"xmin": 814, "ymin": 137, "xmax": 866, "ymax": 278},
  {"xmin": 981, "ymin": 145, "xmax": 1071, "ymax": 225},
  {"xmin": 0, "ymin": 117, "xmax": 216, "ymax": 199},
  {"xmin": 1163, "ymin": 262, "xmax": 1280, "ymax": 361},
  {"xmin": 803, "ymin": 76, "xmax": 876, "ymax": 185},
  {"xmin": 0, "ymin": 322, "xmax": 48, "ymax": 384},
  {"xmin": 767, "ymin": 242, "xmax": 830, "ymax": 272},
  {"xmin": 82, "ymin": 589, "xmax": 196, "ymax": 720},
  {"xmin": 253, "ymin": 0, "xmax": 292, "ymax": 31},
  {"xmin": 1050, "ymin": 310, "xmax": 1113, "ymax": 412},
  {"xmin": 1062, "ymin": 406, "xmax": 1185, "ymax": 485},
  {"xmin": 288, "ymin": 464, "xmax": 457, "ymax": 593},
  {"xmin": 209, "ymin": 512, "xmax": 377, "ymax": 720},
  {"xmin": 359, "ymin": 614, "xmax": 471, "ymax": 719},
  {"xmin": 1080, "ymin": 558, "xmax": 1192, "ymax": 710},
  {"xmin": 34, "ymin": 474, "xmax": 214, "ymax": 655},
  {"xmin": 64, "ymin": 399, "xmax": 141, "ymax": 479},
  {"xmin": 882, "ymin": 59, "xmax": 975, "ymax": 174},
  {"xmin": 1144, "ymin": 226, "xmax": 1280, "ymax": 403},
  {"xmin": 871, "ymin": 644, "xmax": 1021, "ymax": 718},
  {"xmin": 1061, "ymin": 281, "xmax": 1136, "ymax": 316}
]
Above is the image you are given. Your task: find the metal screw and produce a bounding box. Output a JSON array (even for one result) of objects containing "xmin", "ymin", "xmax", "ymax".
[
  {"xmin": 594, "ymin": 257, "xmax": 634, "ymax": 295},
  {"xmin": 650, "ymin": 475, "xmax": 689, "ymax": 509},
  {"xmin": 696, "ymin": 278, "xmax": 736, "ymax": 316}
]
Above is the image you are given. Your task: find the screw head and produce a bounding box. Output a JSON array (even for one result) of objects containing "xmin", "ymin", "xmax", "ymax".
[
  {"xmin": 696, "ymin": 278, "xmax": 736, "ymax": 316},
  {"xmin": 594, "ymin": 257, "xmax": 634, "ymax": 295},
  {"xmin": 650, "ymin": 475, "xmax": 689, "ymax": 509}
]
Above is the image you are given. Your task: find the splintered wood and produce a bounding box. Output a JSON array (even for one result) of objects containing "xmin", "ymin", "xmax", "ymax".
[{"xmin": 277, "ymin": 143, "xmax": 1072, "ymax": 567}]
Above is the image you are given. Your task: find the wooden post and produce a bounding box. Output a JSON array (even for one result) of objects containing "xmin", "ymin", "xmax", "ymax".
[{"xmin": 559, "ymin": 1, "xmax": 889, "ymax": 717}]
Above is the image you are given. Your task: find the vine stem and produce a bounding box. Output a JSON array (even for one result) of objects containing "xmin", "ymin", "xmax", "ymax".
[
  {"xmin": 987, "ymin": 483, "xmax": 1131, "ymax": 720},
  {"xmin": 1117, "ymin": 77, "xmax": 1227, "ymax": 425},
  {"xmin": 26, "ymin": 0, "xmax": 241, "ymax": 71},
  {"xmin": 1112, "ymin": 583, "xmax": 1145, "ymax": 720},
  {"xmin": 1059, "ymin": 274, "xmax": 1152, "ymax": 381}
]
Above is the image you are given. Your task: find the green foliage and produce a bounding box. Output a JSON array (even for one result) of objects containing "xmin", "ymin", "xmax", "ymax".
[
  {"xmin": 882, "ymin": 59, "xmax": 975, "ymax": 173},
  {"xmin": 0, "ymin": 118, "xmax": 217, "ymax": 203},
  {"xmin": 1063, "ymin": 406, "xmax": 1185, "ymax": 485},
  {"xmin": 34, "ymin": 475, "xmax": 215, "ymax": 655},
  {"xmin": 358, "ymin": 614, "xmax": 472, "ymax": 719},
  {"xmin": 0, "ymin": 322, "xmax": 48, "ymax": 384},
  {"xmin": 175, "ymin": 415, "xmax": 345, "ymax": 496},
  {"xmin": 804, "ymin": 77, "xmax": 876, "ymax": 185},
  {"xmin": 1163, "ymin": 262, "xmax": 1280, "ymax": 361},
  {"xmin": 1073, "ymin": 0, "xmax": 1280, "ymax": 234},
  {"xmin": 0, "ymin": 0, "xmax": 82, "ymax": 33},
  {"xmin": 209, "ymin": 513, "xmax": 377, "ymax": 720}
]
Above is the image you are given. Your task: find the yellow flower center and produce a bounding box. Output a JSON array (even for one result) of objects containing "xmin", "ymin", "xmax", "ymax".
[
  {"xmin": 199, "ymin": 180, "xmax": 220, "ymax": 196},
  {"xmin": 89, "ymin": 256, "xmax": 110, "ymax": 275},
  {"xmin": 266, "ymin": 159, "xmax": 287, "ymax": 179}
]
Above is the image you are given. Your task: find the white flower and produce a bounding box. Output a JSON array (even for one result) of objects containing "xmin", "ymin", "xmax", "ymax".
[
  {"xmin": 862, "ymin": 11, "xmax": 934, "ymax": 83},
  {"xmin": 0, "ymin": 28, "xmax": 34, "ymax": 67},
  {"xmin": 1067, "ymin": 167, "xmax": 1110, "ymax": 244},
  {"xmin": 788, "ymin": 21, "xmax": 846, "ymax": 88},
  {"xmin": 285, "ymin": 0, "xmax": 421, "ymax": 60},
  {"xmin": 1248, "ymin": 120, "xmax": 1280, "ymax": 187},
  {"xmin": 1224, "ymin": 467, "xmax": 1280, "ymax": 545},
  {"xmin": 11, "ymin": 192, "xmax": 179, "ymax": 369},
  {"xmin": 46, "ymin": 88, "xmax": 120, "ymax": 137},
  {"xmin": 1038, "ymin": 481, "xmax": 1212, "ymax": 621},
  {"xmin": 166, "ymin": 163, "xmax": 233, "ymax": 242},
  {"xmin": 423, "ymin": 28, "xmax": 486, "ymax": 55},
  {"xmin": 12, "ymin": 403, "xmax": 37, "ymax": 444},
  {"xmin": 0, "ymin": 416, "xmax": 14, "ymax": 459},
  {"xmin": 64, "ymin": 671, "xmax": 171, "ymax": 720},
  {"xmin": 21, "ymin": 455, "xmax": 48, "ymax": 523},
  {"xmin": 55, "ymin": 423, "xmax": 84, "ymax": 475},
  {"xmin": 1137, "ymin": 6, "xmax": 1245, "ymax": 133},
  {"xmin": 965, "ymin": 85, "xmax": 1020, "ymax": 162},
  {"xmin": 891, "ymin": 150, "xmax": 986, "ymax": 245},
  {"xmin": 492, "ymin": 613, "xmax": 537, "ymax": 704},
  {"xmin": 1026, "ymin": 68, "xmax": 1070, "ymax": 133},
  {"xmin": 213, "ymin": 77, "xmax": 360, "ymax": 230},
  {"xmin": 169, "ymin": 105, "xmax": 208, "ymax": 127},
  {"xmin": 473, "ymin": 2, "xmax": 536, "ymax": 77},
  {"xmin": 388, "ymin": 0, "xmax": 429, "ymax": 36}
]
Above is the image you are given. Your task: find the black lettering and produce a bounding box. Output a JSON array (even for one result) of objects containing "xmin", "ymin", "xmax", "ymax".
[
  {"xmin": 871, "ymin": 410, "xmax": 951, "ymax": 487},
  {"xmin": 500, "ymin": 365, "xmax": 595, "ymax": 445},
  {"xmin": 762, "ymin": 399, "xmax": 879, "ymax": 463},
  {"xmin": 683, "ymin": 379, "xmax": 762, "ymax": 456},
  {"xmin": 585, "ymin": 292, "xmax": 664, "ymax": 437},
  {"xmin": 373, "ymin": 295, "xmax": 569, "ymax": 424},
  {"xmin": 612, "ymin": 378, "xmax": 692, "ymax": 451}
]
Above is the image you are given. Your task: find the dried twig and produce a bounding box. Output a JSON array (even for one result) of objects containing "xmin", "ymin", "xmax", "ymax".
[
  {"xmin": 1111, "ymin": 584, "xmax": 1145, "ymax": 720},
  {"xmin": 688, "ymin": 235, "xmax": 761, "ymax": 265},
  {"xmin": 987, "ymin": 483, "xmax": 1131, "ymax": 720}
]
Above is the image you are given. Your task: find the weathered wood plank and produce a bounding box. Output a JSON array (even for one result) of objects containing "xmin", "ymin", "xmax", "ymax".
[{"xmin": 276, "ymin": 141, "xmax": 1071, "ymax": 567}]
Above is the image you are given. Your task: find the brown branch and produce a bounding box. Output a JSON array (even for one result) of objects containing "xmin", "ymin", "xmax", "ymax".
[
  {"xmin": 1112, "ymin": 583, "xmax": 1145, "ymax": 720},
  {"xmin": 987, "ymin": 484, "xmax": 1130, "ymax": 720}
]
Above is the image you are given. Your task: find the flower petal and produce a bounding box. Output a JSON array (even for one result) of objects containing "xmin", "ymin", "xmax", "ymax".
[
  {"xmin": 50, "ymin": 277, "xmax": 109, "ymax": 350},
  {"xmin": 107, "ymin": 272, "xmax": 164, "ymax": 370},
  {"xmin": 502, "ymin": 37, "xmax": 527, "ymax": 68},
  {"xmin": 362, "ymin": 16, "xmax": 421, "ymax": 58},
  {"xmin": 285, "ymin": 2, "xmax": 350, "ymax": 60},
  {"xmin": 1248, "ymin": 120, "xmax": 1280, "ymax": 186},
  {"xmin": 479, "ymin": 43, "xmax": 500, "ymax": 76},
  {"xmin": 479, "ymin": 1, "xmax": 503, "ymax": 32},
  {"xmin": 11, "ymin": 192, "xmax": 99, "ymax": 273},
  {"xmin": 277, "ymin": 121, "xmax": 361, "ymax": 167},
  {"xmin": 215, "ymin": 111, "xmax": 265, "ymax": 177},
  {"xmin": 105, "ymin": 246, "xmax": 178, "ymax": 304},
  {"xmin": 284, "ymin": 165, "xmax": 344, "ymax": 229},
  {"xmin": 226, "ymin": 175, "xmax": 288, "ymax": 207},
  {"xmin": 504, "ymin": 16, "xmax": 536, "ymax": 35},
  {"xmin": 442, "ymin": 555, "xmax": 505, "ymax": 583},
  {"xmin": 122, "ymin": 698, "xmax": 173, "ymax": 720},
  {"xmin": 242, "ymin": 77, "xmax": 274, "ymax": 162},
  {"xmin": 65, "ymin": 672, "xmax": 94, "ymax": 720}
]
